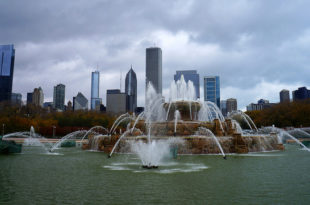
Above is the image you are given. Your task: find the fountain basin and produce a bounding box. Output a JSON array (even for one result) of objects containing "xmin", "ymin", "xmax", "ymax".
[{"xmin": 0, "ymin": 138, "xmax": 22, "ymax": 154}]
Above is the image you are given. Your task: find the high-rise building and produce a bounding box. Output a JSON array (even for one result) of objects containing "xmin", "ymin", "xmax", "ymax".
[
  {"xmin": 43, "ymin": 102, "xmax": 53, "ymax": 110},
  {"xmin": 73, "ymin": 92, "xmax": 88, "ymax": 111},
  {"xmin": 125, "ymin": 66, "xmax": 137, "ymax": 112},
  {"xmin": 106, "ymin": 89, "xmax": 127, "ymax": 114},
  {"xmin": 32, "ymin": 87, "xmax": 44, "ymax": 107},
  {"xmin": 0, "ymin": 45, "xmax": 15, "ymax": 102},
  {"xmin": 67, "ymin": 101, "xmax": 73, "ymax": 111},
  {"xmin": 204, "ymin": 76, "xmax": 220, "ymax": 108},
  {"xmin": 91, "ymin": 71, "xmax": 102, "ymax": 110},
  {"xmin": 146, "ymin": 47, "xmax": 162, "ymax": 95},
  {"xmin": 53, "ymin": 84, "xmax": 65, "ymax": 111},
  {"xmin": 226, "ymin": 98, "xmax": 237, "ymax": 114},
  {"xmin": 11, "ymin": 93, "xmax": 22, "ymax": 106},
  {"xmin": 280, "ymin": 89, "xmax": 290, "ymax": 103},
  {"xmin": 220, "ymin": 100, "xmax": 227, "ymax": 116},
  {"xmin": 292, "ymin": 87, "xmax": 310, "ymax": 101},
  {"xmin": 27, "ymin": 92, "xmax": 33, "ymax": 105},
  {"xmin": 174, "ymin": 70, "xmax": 200, "ymax": 99},
  {"xmin": 246, "ymin": 99, "xmax": 274, "ymax": 111}
]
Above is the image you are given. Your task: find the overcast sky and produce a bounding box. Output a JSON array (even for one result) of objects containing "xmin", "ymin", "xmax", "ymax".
[{"xmin": 1, "ymin": 0, "xmax": 310, "ymax": 110}]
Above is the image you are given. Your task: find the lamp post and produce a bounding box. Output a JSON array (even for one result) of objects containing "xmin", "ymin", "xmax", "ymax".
[{"xmin": 52, "ymin": 126, "xmax": 56, "ymax": 138}]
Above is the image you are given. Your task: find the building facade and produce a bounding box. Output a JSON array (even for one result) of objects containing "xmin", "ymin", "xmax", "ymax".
[
  {"xmin": 280, "ymin": 89, "xmax": 290, "ymax": 103},
  {"xmin": 32, "ymin": 87, "xmax": 44, "ymax": 107},
  {"xmin": 0, "ymin": 45, "xmax": 15, "ymax": 102},
  {"xmin": 125, "ymin": 66, "xmax": 137, "ymax": 112},
  {"xmin": 246, "ymin": 99, "xmax": 274, "ymax": 111},
  {"xmin": 204, "ymin": 76, "xmax": 220, "ymax": 108},
  {"xmin": 73, "ymin": 92, "xmax": 88, "ymax": 111},
  {"xmin": 27, "ymin": 92, "xmax": 33, "ymax": 105},
  {"xmin": 226, "ymin": 98, "xmax": 237, "ymax": 114},
  {"xmin": 11, "ymin": 93, "xmax": 22, "ymax": 106},
  {"xmin": 67, "ymin": 101, "xmax": 73, "ymax": 111},
  {"xmin": 220, "ymin": 100, "xmax": 227, "ymax": 116},
  {"xmin": 292, "ymin": 87, "xmax": 310, "ymax": 101},
  {"xmin": 106, "ymin": 89, "xmax": 127, "ymax": 114},
  {"xmin": 91, "ymin": 71, "xmax": 101, "ymax": 110},
  {"xmin": 53, "ymin": 84, "xmax": 65, "ymax": 111},
  {"xmin": 174, "ymin": 70, "xmax": 200, "ymax": 99},
  {"xmin": 146, "ymin": 47, "xmax": 162, "ymax": 95}
]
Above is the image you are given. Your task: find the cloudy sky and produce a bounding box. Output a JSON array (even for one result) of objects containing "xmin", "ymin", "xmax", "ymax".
[{"xmin": 1, "ymin": 0, "xmax": 310, "ymax": 110}]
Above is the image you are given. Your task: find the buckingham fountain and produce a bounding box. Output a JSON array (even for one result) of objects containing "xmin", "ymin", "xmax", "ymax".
[
  {"xmin": 2, "ymin": 76, "xmax": 309, "ymax": 168},
  {"xmin": 78, "ymin": 75, "xmax": 297, "ymax": 168}
]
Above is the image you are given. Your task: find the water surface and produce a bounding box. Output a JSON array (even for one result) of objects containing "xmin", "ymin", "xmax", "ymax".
[{"xmin": 0, "ymin": 145, "xmax": 309, "ymax": 204}]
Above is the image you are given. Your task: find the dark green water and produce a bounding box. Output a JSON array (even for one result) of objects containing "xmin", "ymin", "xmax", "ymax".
[{"xmin": 0, "ymin": 145, "xmax": 310, "ymax": 205}]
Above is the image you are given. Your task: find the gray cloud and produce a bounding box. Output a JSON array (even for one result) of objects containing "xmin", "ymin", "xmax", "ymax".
[{"xmin": 1, "ymin": 0, "xmax": 310, "ymax": 109}]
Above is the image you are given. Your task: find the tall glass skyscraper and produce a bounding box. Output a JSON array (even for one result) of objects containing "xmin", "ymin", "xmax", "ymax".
[
  {"xmin": 53, "ymin": 84, "xmax": 65, "ymax": 111},
  {"xmin": 91, "ymin": 71, "xmax": 102, "ymax": 110},
  {"xmin": 174, "ymin": 70, "xmax": 200, "ymax": 99},
  {"xmin": 0, "ymin": 45, "xmax": 15, "ymax": 102},
  {"xmin": 125, "ymin": 66, "xmax": 137, "ymax": 112},
  {"xmin": 204, "ymin": 76, "xmax": 220, "ymax": 108},
  {"xmin": 146, "ymin": 47, "xmax": 162, "ymax": 95}
]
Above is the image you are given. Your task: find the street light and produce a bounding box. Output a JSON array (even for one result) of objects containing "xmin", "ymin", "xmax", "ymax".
[{"xmin": 52, "ymin": 126, "xmax": 56, "ymax": 138}]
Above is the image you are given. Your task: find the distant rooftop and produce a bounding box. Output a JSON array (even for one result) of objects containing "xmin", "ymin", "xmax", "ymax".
[{"xmin": 176, "ymin": 70, "xmax": 197, "ymax": 74}]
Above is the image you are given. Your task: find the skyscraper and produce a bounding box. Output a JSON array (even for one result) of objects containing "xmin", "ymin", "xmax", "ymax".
[
  {"xmin": 106, "ymin": 89, "xmax": 127, "ymax": 114},
  {"xmin": 73, "ymin": 92, "xmax": 88, "ymax": 111},
  {"xmin": 32, "ymin": 87, "xmax": 44, "ymax": 107},
  {"xmin": 226, "ymin": 98, "xmax": 237, "ymax": 114},
  {"xmin": 125, "ymin": 66, "xmax": 137, "ymax": 112},
  {"xmin": 204, "ymin": 76, "xmax": 220, "ymax": 107},
  {"xmin": 280, "ymin": 89, "xmax": 290, "ymax": 103},
  {"xmin": 146, "ymin": 47, "xmax": 162, "ymax": 95},
  {"xmin": 11, "ymin": 93, "xmax": 22, "ymax": 106},
  {"xmin": 220, "ymin": 100, "xmax": 227, "ymax": 116},
  {"xmin": 174, "ymin": 70, "xmax": 200, "ymax": 99},
  {"xmin": 0, "ymin": 45, "xmax": 15, "ymax": 102},
  {"xmin": 292, "ymin": 87, "xmax": 310, "ymax": 101},
  {"xmin": 91, "ymin": 71, "xmax": 102, "ymax": 110},
  {"xmin": 53, "ymin": 84, "xmax": 65, "ymax": 111},
  {"xmin": 27, "ymin": 92, "xmax": 33, "ymax": 105}
]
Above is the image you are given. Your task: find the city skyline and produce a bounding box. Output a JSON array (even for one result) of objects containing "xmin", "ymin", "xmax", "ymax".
[{"xmin": 1, "ymin": 1, "xmax": 310, "ymax": 109}]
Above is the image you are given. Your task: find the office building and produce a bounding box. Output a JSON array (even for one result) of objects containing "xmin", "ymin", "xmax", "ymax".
[
  {"xmin": 246, "ymin": 99, "xmax": 275, "ymax": 111},
  {"xmin": 53, "ymin": 84, "xmax": 65, "ymax": 111},
  {"xmin": 292, "ymin": 87, "xmax": 310, "ymax": 101},
  {"xmin": 146, "ymin": 47, "xmax": 162, "ymax": 95},
  {"xmin": 226, "ymin": 98, "xmax": 237, "ymax": 114},
  {"xmin": 174, "ymin": 70, "xmax": 200, "ymax": 99},
  {"xmin": 220, "ymin": 100, "xmax": 227, "ymax": 116},
  {"xmin": 125, "ymin": 66, "xmax": 137, "ymax": 112},
  {"xmin": 73, "ymin": 92, "xmax": 88, "ymax": 111},
  {"xmin": 32, "ymin": 87, "xmax": 44, "ymax": 107},
  {"xmin": 106, "ymin": 89, "xmax": 127, "ymax": 114},
  {"xmin": 280, "ymin": 89, "xmax": 290, "ymax": 103},
  {"xmin": 11, "ymin": 93, "xmax": 22, "ymax": 106},
  {"xmin": 27, "ymin": 92, "xmax": 33, "ymax": 105},
  {"xmin": 204, "ymin": 76, "xmax": 220, "ymax": 107},
  {"xmin": 67, "ymin": 101, "xmax": 73, "ymax": 111},
  {"xmin": 0, "ymin": 45, "xmax": 15, "ymax": 102},
  {"xmin": 91, "ymin": 71, "xmax": 102, "ymax": 110}
]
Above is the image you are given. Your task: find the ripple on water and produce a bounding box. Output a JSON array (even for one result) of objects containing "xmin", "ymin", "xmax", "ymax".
[
  {"xmin": 102, "ymin": 162, "xmax": 208, "ymax": 174},
  {"xmin": 42, "ymin": 152, "xmax": 64, "ymax": 156}
]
